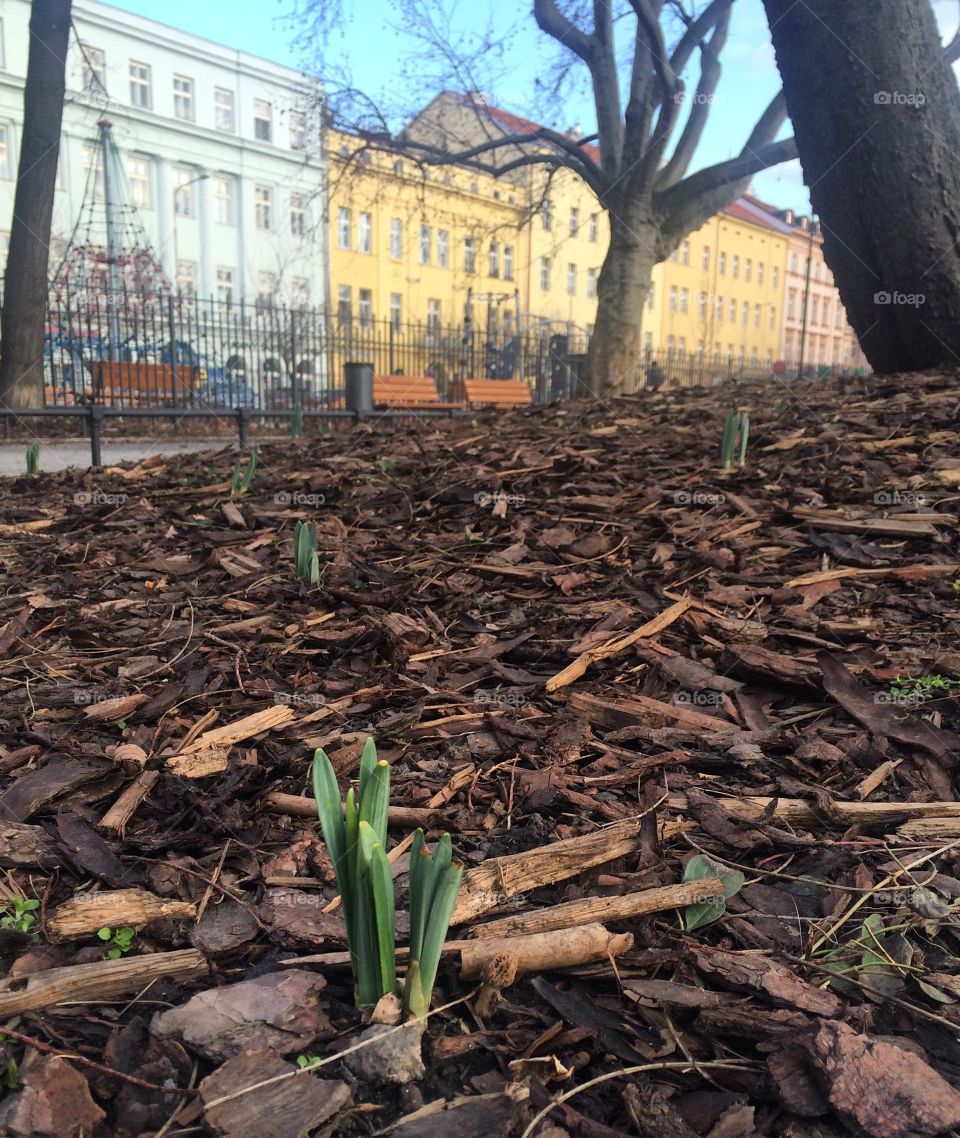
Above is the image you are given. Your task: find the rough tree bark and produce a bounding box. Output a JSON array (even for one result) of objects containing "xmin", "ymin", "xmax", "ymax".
[
  {"xmin": 0, "ymin": 0, "xmax": 72, "ymax": 408},
  {"xmin": 762, "ymin": 0, "xmax": 960, "ymax": 374}
]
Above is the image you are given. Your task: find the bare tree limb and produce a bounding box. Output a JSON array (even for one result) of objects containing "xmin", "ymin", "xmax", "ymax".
[
  {"xmin": 533, "ymin": 0, "xmax": 596, "ymax": 65},
  {"xmin": 670, "ymin": 0, "xmax": 737, "ymax": 74},
  {"xmin": 655, "ymin": 7, "xmax": 732, "ymax": 190},
  {"xmin": 627, "ymin": 0, "xmax": 678, "ymax": 100}
]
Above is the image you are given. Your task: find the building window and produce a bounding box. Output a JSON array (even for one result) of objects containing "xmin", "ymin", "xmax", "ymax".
[
  {"xmin": 742, "ymin": 300, "xmax": 749, "ymax": 325},
  {"xmin": 678, "ymin": 337, "xmax": 686, "ymax": 361},
  {"xmin": 173, "ymin": 167, "xmax": 196, "ymax": 216},
  {"xmin": 337, "ymin": 207, "xmax": 351, "ymax": 249},
  {"xmin": 489, "ymin": 241, "xmax": 499, "ymax": 277},
  {"xmin": 670, "ymin": 285, "xmax": 678, "ymax": 313},
  {"xmin": 289, "ymin": 110, "xmax": 306, "ymax": 151},
  {"xmin": 698, "ymin": 292, "xmax": 707, "ymax": 319},
  {"xmin": 390, "ymin": 292, "xmax": 402, "ymax": 330},
  {"xmin": 359, "ymin": 211, "xmax": 372, "ymax": 253},
  {"xmin": 716, "ymin": 295, "xmax": 724, "ymax": 321},
  {"xmin": 681, "ymin": 240, "xmax": 690, "ymax": 265},
  {"xmin": 427, "ymin": 298, "xmax": 441, "ymax": 335},
  {"xmin": 811, "ymin": 296, "xmax": 820, "ymax": 324},
  {"xmin": 337, "ymin": 285, "xmax": 352, "ymax": 324},
  {"xmin": 389, "ymin": 218, "xmax": 402, "ymax": 259},
  {"xmin": 216, "ymin": 266, "xmax": 234, "ymax": 304},
  {"xmin": 790, "ymin": 253, "xmax": 799, "ymax": 273},
  {"xmin": 213, "ymin": 177, "xmax": 233, "ymax": 224},
  {"xmin": 702, "ymin": 245, "xmax": 710, "ymax": 271},
  {"xmin": 745, "ymin": 258, "xmax": 752, "ymax": 282},
  {"xmin": 540, "ymin": 256, "xmax": 551, "ymax": 290},
  {"xmin": 541, "ymin": 200, "xmax": 552, "ymax": 230},
  {"xmin": 589, "ymin": 214, "xmax": 598, "ymax": 242},
  {"xmin": 758, "ymin": 262, "xmax": 765, "ymax": 286},
  {"xmin": 129, "ymin": 61, "xmax": 151, "ymax": 108},
  {"xmin": 569, "ymin": 206, "xmax": 579, "ymax": 237},
  {"xmin": 567, "ymin": 263, "xmax": 576, "ymax": 295},
  {"xmin": 214, "ymin": 87, "xmax": 235, "ymax": 132},
  {"xmin": 290, "ymin": 193, "xmax": 306, "ymax": 237},
  {"xmin": 644, "ymin": 332, "xmax": 653, "ymax": 356},
  {"xmin": 255, "ymin": 185, "xmax": 272, "ymax": 229},
  {"xmin": 586, "ymin": 267, "xmax": 597, "ymax": 298},
  {"xmin": 718, "ymin": 251, "xmax": 727, "ymax": 275},
  {"xmin": 464, "ymin": 236, "xmax": 476, "ymax": 273},
  {"xmin": 647, "ymin": 285, "xmax": 654, "ymax": 310},
  {"xmin": 438, "ymin": 229, "xmax": 449, "ymax": 267},
  {"xmin": 822, "ymin": 299, "xmax": 831, "ymax": 326},
  {"xmin": 393, "ymin": 159, "xmax": 404, "ymax": 175},
  {"xmin": 754, "ymin": 303, "xmax": 761, "ymax": 327},
  {"xmin": 255, "ymin": 271, "xmax": 277, "ymax": 307},
  {"xmin": 680, "ymin": 287, "xmax": 688, "ymax": 314},
  {"xmin": 173, "ymin": 75, "xmax": 194, "ymax": 121},
  {"xmin": 504, "ymin": 245, "xmax": 514, "ymax": 281},
  {"xmin": 772, "ymin": 266, "xmax": 779, "ymax": 289},
  {"xmin": 667, "ymin": 335, "xmax": 675, "ymax": 360},
  {"xmin": 359, "ymin": 288, "xmax": 373, "ymax": 328},
  {"xmin": 769, "ymin": 306, "xmax": 776, "ymax": 330},
  {"xmin": 419, "ymin": 224, "xmax": 431, "ymax": 265},
  {"xmin": 176, "ymin": 260, "xmax": 196, "ymax": 297},
  {"xmin": 81, "ymin": 46, "xmax": 106, "ymax": 95},
  {"xmin": 729, "ymin": 298, "xmax": 737, "ymax": 322},
  {"xmin": 732, "ymin": 254, "xmax": 740, "ymax": 278},
  {"xmin": 254, "ymin": 99, "xmax": 272, "ymax": 142},
  {"xmin": 787, "ymin": 289, "xmax": 797, "ymax": 319},
  {"xmin": 128, "ymin": 156, "xmax": 151, "ymax": 208}
]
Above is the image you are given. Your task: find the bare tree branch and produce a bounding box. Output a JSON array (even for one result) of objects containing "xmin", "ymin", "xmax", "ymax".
[
  {"xmin": 626, "ymin": 0, "xmax": 678, "ymax": 100},
  {"xmin": 670, "ymin": 0, "xmax": 736, "ymax": 74},
  {"xmin": 655, "ymin": 7, "xmax": 731, "ymax": 190},
  {"xmin": 532, "ymin": 0, "xmax": 596, "ymax": 65}
]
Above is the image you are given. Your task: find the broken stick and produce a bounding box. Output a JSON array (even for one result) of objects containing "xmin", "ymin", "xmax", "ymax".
[{"xmin": 459, "ymin": 923, "xmax": 633, "ymax": 981}]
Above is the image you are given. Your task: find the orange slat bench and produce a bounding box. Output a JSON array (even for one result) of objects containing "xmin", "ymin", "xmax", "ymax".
[
  {"xmin": 43, "ymin": 385, "xmax": 77, "ymax": 406},
  {"xmin": 94, "ymin": 361, "xmax": 195, "ymax": 406},
  {"xmin": 463, "ymin": 378, "xmax": 533, "ymax": 408},
  {"xmin": 372, "ymin": 375, "xmax": 464, "ymax": 409}
]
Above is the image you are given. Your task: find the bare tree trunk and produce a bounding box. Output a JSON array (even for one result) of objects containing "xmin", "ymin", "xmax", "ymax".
[
  {"xmin": 762, "ymin": 0, "xmax": 960, "ymax": 374},
  {"xmin": 0, "ymin": 0, "xmax": 72, "ymax": 408},
  {"xmin": 586, "ymin": 206, "xmax": 657, "ymax": 397}
]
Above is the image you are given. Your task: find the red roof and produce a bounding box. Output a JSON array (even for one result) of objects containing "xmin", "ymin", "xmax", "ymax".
[{"xmin": 449, "ymin": 92, "xmax": 602, "ymax": 165}]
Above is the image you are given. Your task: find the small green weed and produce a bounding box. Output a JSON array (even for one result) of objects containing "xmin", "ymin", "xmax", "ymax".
[{"xmin": 97, "ymin": 926, "xmax": 136, "ymax": 958}]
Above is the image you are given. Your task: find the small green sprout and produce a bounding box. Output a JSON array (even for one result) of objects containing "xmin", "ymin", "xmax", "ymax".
[
  {"xmin": 25, "ymin": 443, "xmax": 40, "ymax": 476},
  {"xmin": 294, "ymin": 520, "xmax": 319, "ymax": 585},
  {"xmin": 889, "ymin": 674, "xmax": 958, "ymax": 704},
  {"xmin": 230, "ymin": 446, "xmax": 258, "ymax": 496},
  {"xmin": 0, "ymin": 898, "xmax": 39, "ymax": 936},
  {"xmin": 296, "ymin": 1053, "xmax": 322, "ymax": 1072},
  {"xmin": 97, "ymin": 926, "xmax": 136, "ymax": 958},
  {"xmin": 378, "ymin": 457, "xmax": 396, "ymax": 474},
  {"xmin": 721, "ymin": 409, "xmax": 750, "ymax": 470},
  {"xmin": 291, "ymin": 407, "xmax": 304, "ymax": 440},
  {"xmin": 681, "ymin": 854, "xmax": 744, "ymax": 931}
]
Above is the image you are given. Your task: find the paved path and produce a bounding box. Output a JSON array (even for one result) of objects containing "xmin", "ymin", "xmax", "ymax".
[{"xmin": 0, "ymin": 438, "xmax": 234, "ymax": 475}]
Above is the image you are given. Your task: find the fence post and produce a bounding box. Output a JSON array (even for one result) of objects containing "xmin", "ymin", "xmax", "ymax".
[
  {"xmin": 344, "ymin": 361, "xmax": 373, "ymax": 420},
  {"xmin": 88, "ymin": 405, "xmax": 104, "ymax": 468},
  {"xmin": 235, "ymin": 405, "xmax": 250, "ymax": 447}
]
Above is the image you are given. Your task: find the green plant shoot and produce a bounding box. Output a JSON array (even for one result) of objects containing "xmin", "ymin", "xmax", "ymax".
[
  {"xmin": 25, "ymin": 443, "xmax": 40, "ymax": 477},
  {"xmin": 291, "ymin": 406, "xmax": 304, "ymax": 440},
  {"xmin": 721, "ymin": 410, "xmax": 750, "ymax": 470},
  {"xmin": 230, "ymin": 445, "xmax": 258, "ymax": 495},
  {"xmin": 294, "ymin": 519, "xmax": 319, "ymax": 584}
]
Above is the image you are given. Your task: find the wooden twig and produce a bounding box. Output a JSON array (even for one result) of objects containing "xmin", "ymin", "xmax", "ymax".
[
  {"xmin": 667, "ymin": 793, "xmax": 960, "ymax": 826},
  {"xmin": 470, "ymin": 879, "xmax": 724, "ymax": 938},
  {"xmin": 265, "ymin": 793, "xmax": 437, "ymax": 829},
  {"xmin": 98, "ymin": 769, "xmax": 159, "ymax": 835},
  {"xmin": 47, "ymin": 888, "xmax": 196, "ymax": 940},
  {"xmin": 459, "ymin": 923, "xmax": 633, "ymax": 981},
  {"xmin": 0, "ymin": 949, "xmax": 209, "ymax": 1017}
]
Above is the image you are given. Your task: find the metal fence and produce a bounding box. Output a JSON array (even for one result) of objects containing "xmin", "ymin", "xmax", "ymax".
[
  {"xmin": 41, "ymin": 290, "xmax": 592, "ymax": 409},
  {"xmin": 38, "ymin": 288, "xmax": 867, "ymax": 410}
]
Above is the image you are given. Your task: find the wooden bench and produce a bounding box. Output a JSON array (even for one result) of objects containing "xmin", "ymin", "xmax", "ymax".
[
  {"xmin": 463, "ymin": 378, "xmax": 533, "ymax": 408},
  {"xmin": 94, "ymin": 361, "xmax": 196, "ymax": 406},
  {"xmin": 372, "ymin": 375, "xmax": 464, "ymax": 409},
  {"xmin": 43, "ymin": 385, "xmax": 78, "ymax": 406}
]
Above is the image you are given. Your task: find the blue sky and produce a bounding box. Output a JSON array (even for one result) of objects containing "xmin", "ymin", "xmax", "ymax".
[{"xmin": 110, "ymin": 0, "xmax": 959, "ymax": 216}]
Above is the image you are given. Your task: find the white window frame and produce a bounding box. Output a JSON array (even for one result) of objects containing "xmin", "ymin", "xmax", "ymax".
[
  {"xmin": 503, "ymin": 245, "xmax": 514, "ymax": 281},
  {"xmin": 254, "ymin": 99, "xmax": 272, "ymax": 142},
  {"xmin": 359, "ymin": 211, "xmax": 372, "ymax": 254},
  {"xmin": 255, "ymin": 184, "xmax": 273, "ymax": 230},
  {"xmin": 128, "ymin": 155, "xmax": 151, "ymax": 208},
  {"xmin": 389, "ymin": 218, "xmax": 402, "ymax": 259},
  {"xmin": 129, "ymin": 61, "xmax": 151, "ymax": 109},
  {"xmin": 437, "ymin": 229, "xmax": 449, "ymax": 268},
  {"xmin": 214, "ymin": 87, "xmax": 235, "ymax": 132},
  {"xmin": 337, "ymin": 207, "xmax": 351, "ymax": 249},
  {"xmin": 540, "ymin": 256, "xmax": 551, "ymax": 290},
  {"xmin": 216, "ymin": 266, "xmax": 234, "ymax": 304},
  {"xmin": 419, "ymin": 224, "xmax": 431, "ymax": 265},
  {"xmin": 81, "ymin": 45, "xmax": 106, "ymax": 95},
  {"xmin": 173, "ymin": 75, "xmax": 194, "ymax": 122}
]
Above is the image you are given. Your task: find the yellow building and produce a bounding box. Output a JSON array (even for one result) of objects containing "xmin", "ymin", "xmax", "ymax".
[{"xmin": 646, "ymin": 197, "xmax": 790, "ymax": 376}]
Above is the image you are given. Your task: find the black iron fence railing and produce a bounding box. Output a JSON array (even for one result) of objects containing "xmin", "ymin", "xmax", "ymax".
[{"xmin": 36, "ymin": 289, "xmax": 868, "ymax": 410}]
